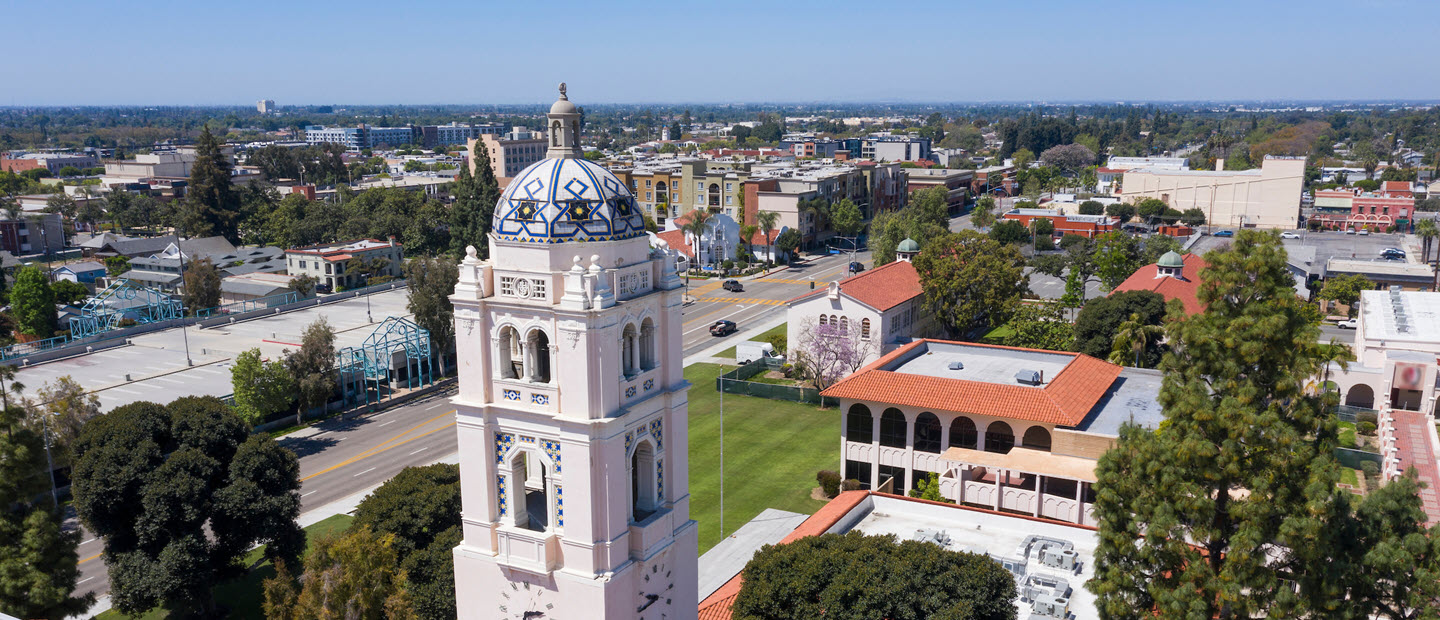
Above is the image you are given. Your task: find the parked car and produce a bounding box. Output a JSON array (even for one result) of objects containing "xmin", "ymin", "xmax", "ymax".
[
  {"xmin": 710, "ymin": 320, "xmax": 738, "ymax": 336},
  {"xmin": 736, "ymin": 341, "xmax": 783, "ymax": 365},
  {"xmin": 1337, "ymin": 318, "xmax": 1359, "ymax": 329},
  {"xmin": 722, "ymin": 279, "xmax": 744, "ymax": 292},
  {"xmin": 1358, "ymin": 229, "xmax": 1370, "ymax": 236},
  {"xmin": 1345, "ymin": 228, "xmax": 1357, "ymax": 235},
  {"xmin": 848, "ymin": 261, "xmax": 865, "ymax": 274},
  {"xmin": 1381, "ymin": 249, "xmax": 1405, "ymax": 260},
  {"xmin": 1280, "ymin": 231, "xmax": 1301, "ymax": 239},
  {"xmin": 1213, "ymin": 230, "xmax": 1234, "ymax": 237}
]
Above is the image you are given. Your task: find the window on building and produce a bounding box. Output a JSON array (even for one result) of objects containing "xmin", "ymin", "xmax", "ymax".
[
  {"xmin": 949, "ymin": 417, "xmax": 977, "ymax": 450},
  {"xmin": 846, "ymin": 404, "xmax": 873, "ymax": 444},
  {"xmin": 914, "ymin": 413, "xmax": 942, "ymax": 453},
  {"xmin": 861, "ymin": 318, "xmax": 871, "ymax": 340},
  {"xmin": 531, "ymin": 278, "xmax": 546, "ymax": 298},
  {"xmin": 984, "ymin": 421, "xmax": 1014, "ymax": 454},
  {"xmin": 499, "ymin": 276, "xmax": 515, "ymax": 296},
  {"xmin": 879, "ymin": 408, "xmax": 907, "ymax": 448}
]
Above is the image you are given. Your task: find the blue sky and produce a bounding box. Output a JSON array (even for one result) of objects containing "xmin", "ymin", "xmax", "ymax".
[{"xmin": 3, "ymin": 0, "xmax": 1437, "ymax": 105}]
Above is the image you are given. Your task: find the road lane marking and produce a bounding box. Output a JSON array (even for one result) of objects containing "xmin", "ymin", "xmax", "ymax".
[
  {"xmin": 378, "ymin": 419, "xmax": 396, "ymax": 426},
  {"xmin": 80, "ymin": 552, "xmax": 100, "ymax": 565},
  {"xmin": 78, "ymin": 576, "xmax": 94, "ymax": 584},
  {"xmin": 353, "ymin": 467, "xmax": 377, "ymax": 477},
  {"xmin": 698, "ymin": 297, "xmax": 785, "ymax": 306},
  {"xmin": 82, "ymin": 538, "xmax": 95, "ymax": 545},
  {"xmin": 682, "ymin": 305, "xmax": 752, "ymax": 336},
  {"xmin": 302, "ymin": 490, "xmax": 316, "ymax": 497},
  {"xmin": 409, "ymin": 446, "xmax": 429, "ymax": 455},
  {"xmin": 299, "ymin": 411, "xmax": 456, "ymax": 482}
]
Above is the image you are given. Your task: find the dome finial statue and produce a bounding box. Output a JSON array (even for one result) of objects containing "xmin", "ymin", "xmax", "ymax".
[{"xmin": 558, "ymin": 82, "xmax": 568, "ymax": 100}]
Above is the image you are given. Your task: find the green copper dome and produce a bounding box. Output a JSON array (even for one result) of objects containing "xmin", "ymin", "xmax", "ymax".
[
  {"xmin": 1157, "ymin": 250, "xmax": 1184, "ymax": 269},
  {"xmin": 897, "ymin": 238, "xmax": 920, "ymax": 253}
]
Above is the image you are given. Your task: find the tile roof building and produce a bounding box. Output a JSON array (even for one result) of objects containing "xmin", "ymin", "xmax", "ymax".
[
  {"xmin": 1110, "ymin": 251, "xmax": 1208, "ymax": 315},
  {"xmin": 821, "ymin": 339, "xmax": 1163, "ymax": 525},
  {"xmin": 785, "ymin": 259, "xmax": 933, "ymax": 366}
]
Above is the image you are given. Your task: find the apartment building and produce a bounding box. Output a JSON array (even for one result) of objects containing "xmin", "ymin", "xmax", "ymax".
[
  {"xmin": 285, "ymin": 238, "xmax": 404, "ymax": 290},
  {"xmin": 305, "ymin": 125, "xmax": 418, "ymax": 151},
  {"xmin": 467, "ymin": 127, "xmax": 548, "ymax": 180},
  {"xmin": 861, "ymin": 135, "xmax": 932, "ymax": 163},
  {"xmin": 1, "ymin": 152, "xmax": 99, "ymax": 175},
  {"xmin": 610, "ymin": 161, "xmax": 688, "ymax": 226},
  {"xmin": 422, "ymin": 122, "xmax": 505, "ymax": 148},
  {"xmin": 679, "ymin": 159, "xmax": 752, "ymax": 221},
  {"xmin": 905, "ymin": 168, "xmax": 974, "ymax": 213},
  {"xmin": 0, "ymin": 212, "xmax": 64, "ymax": 255}
]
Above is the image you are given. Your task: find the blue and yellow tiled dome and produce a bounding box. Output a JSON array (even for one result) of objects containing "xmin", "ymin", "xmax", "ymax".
[{"xmin": 493, "ymin": 157, "xmax": 646, "ymax": 244}]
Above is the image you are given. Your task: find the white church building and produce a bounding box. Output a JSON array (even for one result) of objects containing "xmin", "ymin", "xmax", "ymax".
[{"xmin": 449, "ymin": 84, "xmax": 700, "ymax": 620}]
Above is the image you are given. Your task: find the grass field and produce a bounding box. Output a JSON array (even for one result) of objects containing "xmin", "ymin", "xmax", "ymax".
[
  {"xmin": 685, "ymin": 363, "xmax": 836, "ymax": 554},
  {"xmin": 1340, "ymin": 467, "xmax": 1360, "ymax": 487},
  {"xmin": 97, "ymin": 514, "xmax": 355, "ymax": 620},
  {"xmin": 714, "ymin": 323, "xmax": 788, "ymax": 359},
  {"xmin": 1338, "ymin": 420, "xmax": 1357, "ymax": 449}
]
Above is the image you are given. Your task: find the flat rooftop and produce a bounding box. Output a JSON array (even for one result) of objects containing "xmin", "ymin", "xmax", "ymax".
[
  {"xmin": 889, "ymin": 341, "xmax": 1073, "ymax": 386},
  {"xmin": 13, "ymin": 289, "xmax": 412, "ymax": 411},
  {"xmin": 1360, "ymin": 289, "xmax": 1440, "ymax": 344},
  {"xmin": 848, "ymin": 495, "xmax": 1098, "ymax": 618}
]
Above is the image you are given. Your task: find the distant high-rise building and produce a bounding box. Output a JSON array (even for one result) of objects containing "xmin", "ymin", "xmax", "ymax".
[{"xmin": 257, "ymin": 99, "xmax": 276, "ymax": 114}]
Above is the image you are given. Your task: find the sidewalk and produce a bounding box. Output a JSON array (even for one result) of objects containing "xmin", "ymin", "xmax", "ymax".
[{"xmin": 686, "ymin": 312, "xmax": 787, "ymax": 367}]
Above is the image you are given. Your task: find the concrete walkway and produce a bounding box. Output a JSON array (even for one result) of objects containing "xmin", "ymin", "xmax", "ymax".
[{"xmin": 697, "ymin": 508, "xmax": 808, "ymax": 601}]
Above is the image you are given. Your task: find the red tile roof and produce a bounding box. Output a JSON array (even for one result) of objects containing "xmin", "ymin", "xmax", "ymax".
[
  {"xmin": 820, "ymin": 339, "xmax": 1123, "ymax": 427},
  {"xmin": 654, "ymin": 229, "xmax": 693, "ymax": 257},
  {"xmin": 786, "ymin": 260, "xmax": 923, "ymax": 311},
  {"xmin": 1382, "ymin": 180, "xmax": 1412, "ymax": 196},
  {"xmin": 1110, "ymin": 252, "xmax": 1208, "ymax": 315}
]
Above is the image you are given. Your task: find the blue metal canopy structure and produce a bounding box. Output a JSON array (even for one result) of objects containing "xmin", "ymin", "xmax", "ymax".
[
  {"xmin": 68, "ymin": 278, "xmax": 184, "ymax": 339},
  {"xmin": 337, "ymin": 316, "xmax": 434, "ymax": 405}
]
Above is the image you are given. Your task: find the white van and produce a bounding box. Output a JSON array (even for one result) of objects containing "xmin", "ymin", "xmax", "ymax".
[{"xmin": 736, "ymin": 341, "xmax": 783, "ymax": 364}]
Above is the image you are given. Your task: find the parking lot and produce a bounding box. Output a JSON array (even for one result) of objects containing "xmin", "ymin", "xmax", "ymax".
[{"xmin": 1189, "ymin": 229, "xmax": 1418, "ymax": 271}]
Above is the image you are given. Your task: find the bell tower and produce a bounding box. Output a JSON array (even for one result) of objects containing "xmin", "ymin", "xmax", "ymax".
[{"xmin": 451, "ymin": 86, "xmax": 699, "ymax": 620}]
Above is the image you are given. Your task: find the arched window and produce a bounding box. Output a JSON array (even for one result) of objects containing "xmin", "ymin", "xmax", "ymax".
[
  {"xmin": 819, "ymin": 315, "xmax": 828, "ymax": 327},
  {"xmin": 846, "ymin": 404, "xmax": 873, "ymax": 444},
  {"xmin": 551, "ymin": 121, "xmax": 561, "ymax": 147},
  {"xmin": 1021, "ymin": 426, "xmax": 1052, "ymax": 451},
  {"xmin": 622, "ymin": 323, "xmax": 638, "ymax": 377},
  {"xmin": 1345, "ymin": 384, "xmax": 1375, "ymax": 409},
  {"xmin": 984, "ymin": 421, "xmax": 1014, "ymax": 454},
  {"xmin": 879, "ymin": 408, "xmax": 907, "ymax": 448},
  {"xmin": 861, "ymin": 318, "xmax": 871, "ymax": 340},
  {"xmin": 498, "ymin": 326, "xmax": 521, "ymax": 379},
  {"xmin": 914, "ymin": 412, "xmax": 942, "ymax": 454},
  {"xmin": 949, "ymin": 417, "xmax": 977, "ymax": 450},
  {"xmin": 527, "ymin": 329, "xmax": 552, "ymax": 383},
  {"xmin": 631, "ymin": 441, "xmax": 657, "ymax": 522},
  {"xmin": 507, "ymin": 452, "xmax": 551, "ymax": 532},
  {"xmin": 840, "ymin": 317, "xmax": 849, "ymax": 337},
  {"xmin": 640, "ymin": 318, "xmax": 656, "ymax": 370}
]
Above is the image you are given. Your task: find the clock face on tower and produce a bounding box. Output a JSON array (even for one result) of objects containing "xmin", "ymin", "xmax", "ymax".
[
  {"xmin": 636, "ymin": 559, "xmax": 675, "ymax": 620},
  {"xmin": 498, "ymin": 579, "xmax": 553, "ymax": 619}
]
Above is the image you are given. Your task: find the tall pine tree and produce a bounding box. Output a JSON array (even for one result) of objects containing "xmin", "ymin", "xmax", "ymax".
[
  {"xmin": 180, "ymin": 126, "xmax": 240, "ymax": 242},
  {"xmin": 449, "ymin": 147, "xmax": 499, "ymax": 258},
  {"xmin": 1087, "ymin": 230, "xmax": 1440, "ymax": 618}
]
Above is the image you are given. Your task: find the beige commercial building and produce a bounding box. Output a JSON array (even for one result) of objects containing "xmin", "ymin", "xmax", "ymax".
[
  {"xmin": 1120, "ymin": 156, "xmax": 1305, "ymax": 229},
  {"xmin": 467, "ymin": 128, "xmax": 548, "ymax": 181}
]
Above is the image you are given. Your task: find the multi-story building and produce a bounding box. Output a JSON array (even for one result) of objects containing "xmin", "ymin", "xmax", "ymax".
[
  {"xmin": 422, "ymin": 122, "xmax": 505, "ymax": 148},
  {"xmin": 610, "ymin": 161, "xmax": 687, "ymax": 226},
  {"xmin": 257, "ymin": 99, "xmax": 276, "ymax": 114},
  {"xmin": 1001, "ymin": 208, "xmax": 1118, "ymax": 239},
  {"xmin": 822, "ymin": 338, "xmax": 1164, "ymax": 523},
  {"xmin": 103, "ymin": 151, "xmax": 199, "ymax": 182},
  {"xmin": 305, "ymin": 125, "xmax": 419, "ymax": 151},
  {"xmin": 861, "ymin": 135, "xmax": 931, "ymax": 163},
  {"xmin": 284, "ymin": 238, "xmax": 404, "ymax": 290},
  {"xmin": 468, "ymin": 127, "xmax": 548, "ymax": 180},
  {"xmin": 1120, "ymin": 156, "xmax": 1305, "ymax": 229},
  {"xmin": 785, "ymin": 250, "xmax": 933, "ymax": 366},
  {"xmin": 0, "ymin": 212, "xmax": 64, "ymax": 255},
  {"xmin": 905, "ymin": 168, "xmax": 974, "ymax": 213},
  {"xmin": 973, "ymin": 164, "xmax": 1017, "ymax": 196},
  {"xmin": 779, "ymin": 135, "xmax": 850, "ymax": 159},
  {"xmin": 0, "ymin": 152, "xmax": 99, "ymax": 176},
  {"xmin": 1311, "ymin": 186, "xmax": 1415, "ymax": 231},
  {"xmin": 679, "ymin": 159, "xmax": 752, "ymax": 221}
]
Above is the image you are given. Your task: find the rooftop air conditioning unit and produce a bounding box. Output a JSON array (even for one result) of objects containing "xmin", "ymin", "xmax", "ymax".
[
  {"xmin": 1040, "ymin": 546, "xmax": 1079, "ymax": 572},
  {"xmin": 1015, "ymin": 369, "xmax": 1043, "ymax": 386},
  {"xmin": 948, "ymin": 361, "xmax": 964, "ymax": 371},
  {"xmin": 1031, "ymin": 594, "xmax": 1070, "ymax": 619}
]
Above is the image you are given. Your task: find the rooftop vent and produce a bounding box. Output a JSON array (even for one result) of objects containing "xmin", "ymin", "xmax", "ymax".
[
  {"xmin": 1015, "ymin": 369, "xmax": 1043, "ymax": 386},
  {"xmin": 948, "ymin": 361, "xmax": 964, "ymax": 371}
]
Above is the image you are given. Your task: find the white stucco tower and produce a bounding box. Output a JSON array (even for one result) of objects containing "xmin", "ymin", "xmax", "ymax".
[{"xmin": 451, "ymin": 84, "xmax": 699, "ymax": 620}]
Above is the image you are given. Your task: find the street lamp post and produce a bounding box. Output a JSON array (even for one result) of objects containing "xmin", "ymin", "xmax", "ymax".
[{"xmin": 42, "ymin": 412, "xmax": 58, "ymax": 509}]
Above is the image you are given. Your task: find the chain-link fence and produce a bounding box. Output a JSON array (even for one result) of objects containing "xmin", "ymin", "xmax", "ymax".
[{"xmin": 715, "ymin": 358, "xmax": 836, "ymax": 407}]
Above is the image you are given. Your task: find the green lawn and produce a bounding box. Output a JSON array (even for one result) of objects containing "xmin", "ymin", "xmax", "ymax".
[
  {"xmin": 686, "ymin": 363, "xmax": 836, "ymax": 554},
  {"xmin": 1338, "ymin": 421, "xmax": 1357, "ymax": 449},
  {"xmin": 980, "ymin": 324, "xmax": 1015, "ymax": 344},
  {"xmin": 1340, "ymin": 467, "xmax": 1360, "ymax": 487},
  {"xmin": 714, "ymin": 323, "xmax": 788, "ymax": 359},
  {"xmin": 97, "ymin": 514, "xmax": 355, "ymax": 620}
]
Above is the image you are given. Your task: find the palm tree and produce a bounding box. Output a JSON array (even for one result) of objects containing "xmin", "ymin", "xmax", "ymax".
[
  {"xmin": 1108, "ymin": 313, "xmax": 1164, "ymax": 368},
  {"xmin": 756, "ymin": 210, "xmax": 780, "ymax": 265},
  {"xmin": 1312, "ymin": 337, "xmax": 1356, "ymax": 400},
  {"xmin": 681, "ymin": 210, "xmax": 711, "ymax": 268},
  {"xmin": 1415, "ymin": 218, "xmax": 1437, "ymax": 264},
  {"xmin": 740, "ymin": 224, "xmax": 758, "ymax": 262}
]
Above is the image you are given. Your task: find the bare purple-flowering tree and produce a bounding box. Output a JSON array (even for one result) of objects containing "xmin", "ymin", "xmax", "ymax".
[
  {"xmin": 1039, "ymin": 143, "xmax": 1096, "ymax": 172},
  {"xmin": 793, "ymin": 316, "xmax": 875, "ymax": 391}
]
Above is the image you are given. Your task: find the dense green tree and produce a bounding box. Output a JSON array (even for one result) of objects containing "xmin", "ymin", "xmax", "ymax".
[
  {"xmin": 1002, "ymin": 303, "xmax": 1073, "ymax": 351},
  {"xmin": 829, "ymin": 198, "xmax": 863, "ymax": 237},
  {"xmin": 1179, "ymin": 207, "xmax": 1207, "ymax": 227},
  {"xmin": 180, "ymin": 126, "xmax": 241, "ymax": 242},
  {"xmin": 181, "ymin": 257, "xmax": 221, "ymax": 313},
  {"xmin": 970, "ymin": 195, "xmax": 997, "ymax": 230},
  {"xmin": 404, "ymin": 257, "xmax": 458, "ymax": 375},
  {"xmin": 263, "ymin": 527, "xmax": 415, "ymax": 620},
  {"xmin": 449, "ymin": 155, "xmax": 499, "ymax": 258},
  {"xmin": 732, "ymin": 531, "xmax": 1016, "ymax": 620},
  {"xmin": 868, "ymin": 187, "xmax": 949, "ymax": 265},
  {"xmin": 1107, "ymin": 312, "xmax": 1165, "ymax": 367},
  {"xmin": 913, "ymin": 231, "xmax": 1029, "ymax": 339},
  {"xmin": 71, "ymin": 396, "xmax": 303, "ymax": 616},
  {"xmin": 402, "ymin": 526, "xmax": 460, "ymax": 620},
  {"xmin": 1104, "ymin": 202, "xmax": 1135, "ymax": 223},
  {"xmin": 230, "ymin": 348, "xmax": 296, "ymax": 425},
  {"xmin": 50, "ymin": 279, "xmax": 89, "ymax": 305},
  {"xmin": 285, "ymin": 317, "xmax": 336, "ymax": 424},
  {"xmin": 27, "ymin": 375, "xmax": 102, "ymax": 468},
  {"xmin": 1091, "ymin": 231, "xmax": 1141, "ymax": 290},
  {"xmin": 0, "ymin": 400, "xmax": 91, "ymax": 620},
  {"xmin": 1072, "ymin": 289, "xmax": 1167, "ymax": 361},
  {"xmin": 10, "ymin": 267, "xmax": 56, "ymax": 338},
  {"xmin": 774, "ymin": 228, "xmax": 801, "ymax": 259},
  {"xmin": 1078, "ymin": 200, "xmax": 1105, "ymax": 215},
  {"xmin": 1318, "ymin": 273, "xmax": 1372, "ymax": 317},
  {"xmin": 1085, "ymin": 231, "xmax": 1437, "ymax": 618},
  {"xmin": 353, "ymin": 463, "xmax": 460, "ymax": 564},
  {"xmin": 987, "ymin": 219, "xmax": 1030, "ymax": 245},
  {"xmin": 1139, "ymin": 234, "xmax": 1184, "ymax": 265}
]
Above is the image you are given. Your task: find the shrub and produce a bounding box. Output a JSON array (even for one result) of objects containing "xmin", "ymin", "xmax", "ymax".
[
  {"xmin": 766, "ymin": 333, "xmax": 788, "ymax": 355},
  {"xmin": 841, "ymin": 479, "xmax": 863, "ymax": 492},
  {"xmin": 722, "ymin": 259, "xmax": 735, "ymax": 270},
  {"xmin": 816, "ymin": 470, "xmax": 841, "ymax": 498},
  {"xmin": 1357, "ymin": 411, "xmax": 1378, "ymax": 427},
  {"xmin": 1358, "ymin": 421, "xmax": 1377, "ymax": 436},
  {"xmin": 1360, "ymin": 460, "xmax": 1380, "ymax": 479}
]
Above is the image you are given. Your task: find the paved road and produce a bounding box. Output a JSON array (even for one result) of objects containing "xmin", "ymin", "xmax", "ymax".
[
  {"xmin": 679, "ymin": 252, "xmax": 868, "ymax": 356},
  {"xmin": 71, "ymin": 389, "xmax": 461, "ymax": 603}
]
